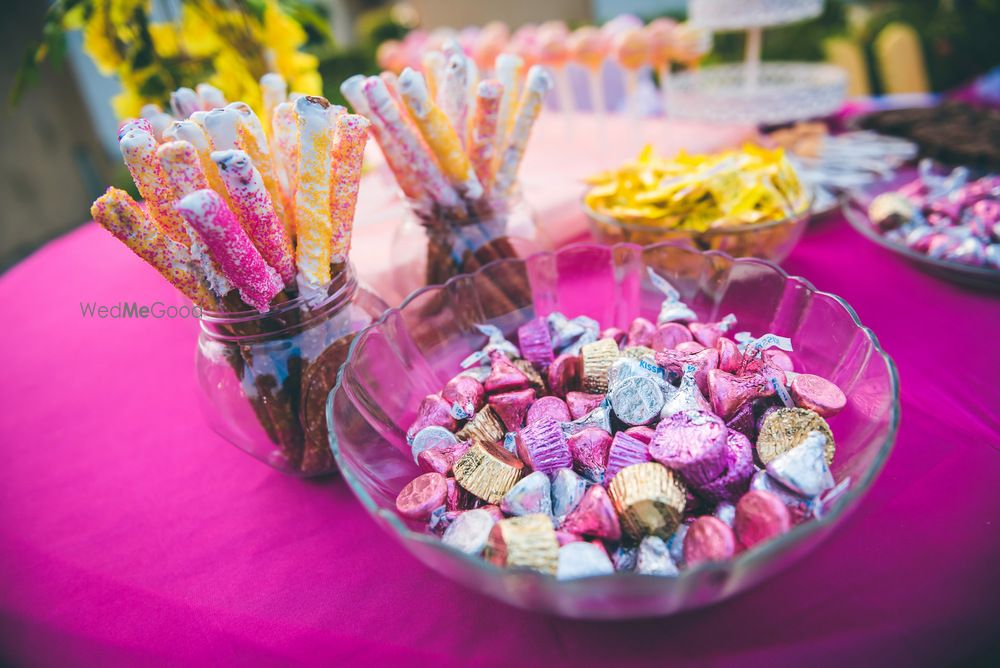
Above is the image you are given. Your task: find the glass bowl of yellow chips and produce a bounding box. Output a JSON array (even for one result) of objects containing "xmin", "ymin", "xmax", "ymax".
[{"xmin": 583, "ymin": 144, "xmax": 811, "ymax": 262}]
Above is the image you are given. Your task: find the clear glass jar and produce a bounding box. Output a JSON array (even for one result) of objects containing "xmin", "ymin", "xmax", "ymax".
[
  {"xmin": 391, "ymin": 189, "xmax": 546, "ymax": 299},
  {"xmin": 196, "ymin": 264, "xmax": 387, "ymax": 476}
]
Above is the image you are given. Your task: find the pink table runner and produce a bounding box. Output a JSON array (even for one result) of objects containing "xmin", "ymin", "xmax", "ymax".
[{"xmin": 1, "ymin": 117, "xmax": 999, "ymax": 666}]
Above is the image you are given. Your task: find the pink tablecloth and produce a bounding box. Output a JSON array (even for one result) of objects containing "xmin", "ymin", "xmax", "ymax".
[{"xmin": 1, "ymin": 118, "xmax": 999, "ymax": 667}]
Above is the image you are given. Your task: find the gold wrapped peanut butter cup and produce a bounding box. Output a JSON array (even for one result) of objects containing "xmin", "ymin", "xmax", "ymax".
[
  {"xmin": 456, "ymin": 405, "xmax": 506, "ymax": 448},
  {"xmin": 453, "ymin": 440, "xmax": 524, "ymax": 504},
  {"xmin": 756, "ymin": 407, "xmax": 835, "ymax": 465},
  {"xmin": 581, "ymin": 338, "xmax": 621, "ymax": 394},
  {"xmin": 608, "ymin": 462, "xmax": 687, "ymax": 539},
  {"xmin": 485, "ymin": 513, "xmax": 559, "ymax": 574}
]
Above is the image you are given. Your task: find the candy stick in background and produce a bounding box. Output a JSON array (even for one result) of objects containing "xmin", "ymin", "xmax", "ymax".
[
  {"xmin": 119, "ymin": 129, "xmax": 191, "ymax": 246},
  {"xmin": 421, "ymin": 50, "xmax": 446, "ymax": 101},
  {"xmin": 170, "ymin": 87, "xmax": 200, "ymax": 119},
  {"xmin": 140, "ymin": 104, "xmax": 174, "ymax": 141},
  {"xmin": 645, "ymin": 18, "xmax": 677, "ymax": 117},
  {"xmin": 493, "ymin": 53, "xmax": 524, "ymax": 156},
  {"xmin": 329, "ymin": 114, "xmax": 371, "ymax": 262},
  {"xmin": 177, "ymin": 189, "xmax": 284, "ymax": 311},
  {"xmin": 376, "ymin": 39, "xmax": 408, "ymax": 74},
  {"xmin": 213, "ymin": 149, "xmax": 296, "ymax": 286},
  {"xmin": 260, "ymin": 73, "xmax": 287, "ymax": 137},
  {"xmin": 227, "ymin": 101, "xmax": 288, "ymax": 234},
  {"xmin": 156, "ymin": 140, "xmax": 233, "ymax": 298},
  {"xmin": 293, "ymin": 96, "xmax": 337, "ymax": 293},
  {"xmin": 341, "ymin": 75, "xmax": 425, "ymax": 202},
  {"xmin": 494, "ymin": 66, "xmax": 553, "ymax": 198},
  {"xmin": 364, "ymin": 75, "xmax": 462, "ymax": 211},
  {"xmin": 440, "ymin": 50, "xmax": 470, "ymax": 148},
  {"xmin": 611, "ymin": 28, "xmax": 650, "ymax": 123},
  {"xmin": 469, "ymin": 79, "xmax": 503, "ymax": 193},
  {"xmin": 399, "ymin": 67, "xmax": 483, "ymax": 199},
  {"xmin": 472, "ymin": 21, "xmax": 509, "ymax": 76},
  {"xmin": 92, "ymin": 187, "xmax": 217, "ymax": 309},
  {"xmin": 195, "ymin": 83, "xmax": 227, "ymax": 110},
  {"xmin": 508, "ymin": 23, "xmax": 540, "ymax": 69},
  {"xmin": 270, "ymin": 101, "xmax": 300, "ymax": 231},
  {"xmin": 118, "ymin": 117, "xmax": 153, "ymax": 141},
  {"xmin": 203, "ymin": 107, "xmax": 244, "ymax": 152},
  {"xmin": 567, "ymin": 25, "xmax": 610, "ymax": 148},
  {"xmin": 162, "ymin": 120, "xmax": 231, "ymax": 209}
]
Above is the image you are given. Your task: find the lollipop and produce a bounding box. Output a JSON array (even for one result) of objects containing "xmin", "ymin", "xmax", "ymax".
[
  {"xmin": 567, "ymin": 26, "xmax": 609, "ymax": 116},
  {"xmin": 611, "ymin": 28, "xmax": 650, "ymax": 120},
  {"xmin": 645, "ymin": 18, "xmax": 677, "ymax": 115},
  {"xmin": 472, "ymin": 21, "xmax": 509, "ymax": 74}
]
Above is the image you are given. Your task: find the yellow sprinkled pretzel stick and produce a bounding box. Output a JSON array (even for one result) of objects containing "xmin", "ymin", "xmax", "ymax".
[
  {"xmin": 195, "ymin": 83, "xmax": 226, "ymax": 110},
  {"xmin": 493, "ymin": 66, "xmax": 554, "ymax": 198},
  {"xmin": 162, "ymin": 120, "xmax": 232, "ymax": 210},
  {"xmin": 227, "ymin": 102, "xmax": 288, "ymax": 234},
  {"xmin": 421, "ymin": 51, "xmax": 446, "ymax": 101},
  {"xmin": 329, "ymin": 114, "xmax": 371, "ymax": 262},
  {"xmin": 294, "ymin": 96, "xmax": 337, "ymax": 290},
  {"xmin": 469, "ymin": 79, "xmax": 503, "ymax": 193},
  {"xmin": 439, "ymin": 49, "xmax": 470, "ymax": 149},
  {"xmin": 156, "ymin": 140, "xmax": 233, "ymax": 298},
  {"xmin": 398, "ymin": 67, "xmax": 483, "ymax": 199},
  {"xmin": 118, "ymin": 129, "xmax": 191, "ymax": 246},
  {"xmin": 494, "ymin": 54, "xmax": 525, "ymax": 156},
  {"xmin": 270, "ymin": 101, "xmax": 299, "ymax": 238},
  {"xmin": 170, "ymin": 87, "xmax": 199, "ymax": 119},
  {"xmin": 91, "ymin": 187, "xmax": 216, "ymax": 309},
  {"xmin": 341, "ymin": 75, "xmax": 426, "ymax": 203}
]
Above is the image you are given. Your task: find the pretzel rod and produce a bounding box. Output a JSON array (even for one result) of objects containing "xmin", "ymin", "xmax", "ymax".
[
  {"xmin": 494, "ymin": 53, "xmax": 524, "ymax": 156},
  {"xmin": 440, "ymin": 52, "xmax": 470, "ymax": 149},
  {"xmin": 155, "ymin": 140, "xmax": 233, "ymax": 298},
  {"xmin": 270, "ymin": 101, "xmax": 299, "ymax": 237},
  {"xmin": 227, "ymin": 102, "xmax": 288, "ymax": 234},
  {"xmin": 293, "ymin": 95, "xmax": 336, "ymax": 290},
  {"xmin": 469, "ymin": 79, "xmax": 503, "ymax": 192},
  {"xmin": 140, "ymin": 104, "xmax": 173, "ymax": 141},
  {"xmin": 162, "ymin": 120, "xmax": 232, "ymax": 209},
  {"xmin": 398, "ymin": 67, "xmax": 483, "ymax": 198},
  {"xmin": 494, "ymin": 66, "xmax": 553, "ymax": 197},
  {"xmin": 362, "ymin": 75, "xmax": 462, "ymax": 210},
  {"xmin": 170, "ymin": 87, "xmax": 199, "ymax": 119},
  {"xmin": 213, "ymin": 149, "xmax": 296, "ymax": 285},
  {"xmin": 329, "ymin": 114, "xmax": 370, "ymax": 262},
  {"xmin": 195, "ymin": 83, "xmax": 226, "ymax": 110},
  {"xmin": 203, "ymin": 107, "xmax": 244, "ymax": 152},
  {"xmin": 118, "ymin": 117, "xmax": 152, "ymax": 141},
  {"xmin": 118, "ymin": 129, "xmax": 191, "ymax": 246},
  {"xmin": 421, "ymin": 50, "xmax": 446, "ymax": 101},
  {"xmin": 177, "ymin": 189, "xmax": 284, "ymax": 311},
  {"xmin": 92, "ymin": 187, "xmax": 216, "ymax": 308},
  {"xmin": 341, "ymin": 75, "xmax": 426, "ymax": 202},
  {"xmin": 260, "ymin": 73, "xmax": 287, "ymax": 139}
]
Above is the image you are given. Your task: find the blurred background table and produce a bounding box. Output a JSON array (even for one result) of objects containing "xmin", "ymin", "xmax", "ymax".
[{"xmin": 1, "ymin": 114, "xmax": 998, "ymax": 666}]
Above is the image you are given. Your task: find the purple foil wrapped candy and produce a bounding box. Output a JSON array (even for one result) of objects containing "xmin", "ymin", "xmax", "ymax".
[
  {"xmin": 605, "ymin": 431, "xmax": 652, "ymax": 480},
  {"xmin": 517, "ymin": 317, "xmax": 555, "ymax": 369},
  {"xmin": 515, "ymin": 417, "xmax": 572, "ymax": 474},
  {"xmin": 560, "ymin": 485, "xmax": 621, "ymax": 541},
  {"xmin": 650, "ymin": 409, "xmax": 729, "ymax": 487},
  {"xmin": 696, "ymin": 429, "xmax": 755, "ymax": 503}
]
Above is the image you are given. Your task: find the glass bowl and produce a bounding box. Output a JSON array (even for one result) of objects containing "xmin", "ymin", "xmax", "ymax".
[
  {"xmin": 327, "ymin": 243, "xmax": 899, "ymax": 619},
  {"xmin": 583, "ymin": 202, "xmax": 810, "ymax": 263},
  {"xmin": 842, "ymin": 182, "xmax": 1000, "ymax": 291}
]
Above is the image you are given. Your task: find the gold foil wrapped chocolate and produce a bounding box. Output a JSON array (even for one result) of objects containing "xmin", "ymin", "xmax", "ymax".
[
  {"xmin": 623, "ymin": 345, "xmax": 656, "ymax": 361},
  {"xmin": 581, "ymin": 338, "xmax": 621, "ymax": 394},
  {"xmin": 756, "ymin": 407, "xmax": 835, "ymax": 465},
  {"xmin": 485, "ymin": 513, "xmax": 559, "ymax": 574},
  {"xmin": 608, "ymin": 462, "xmax": 687, "ymax": 539},
  {"xmin": 584, "ymin": 144, "xmax": 808, "ymax": 231},
  {"xmin": 456, "ymin": 405, "xmax": 505, "ymax": 447},
  {"xmin": 513, "ymin": 358, "xmax": 547, "ymax": 394},
  {"xmin": 453, "ymin": 441, "xmax": 525, "ymax": 504}
]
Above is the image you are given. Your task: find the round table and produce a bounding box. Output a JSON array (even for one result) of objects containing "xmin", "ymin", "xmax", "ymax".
[{"xmin": 1, "ymin": 116, "xmax": 998, "ymax": 666}]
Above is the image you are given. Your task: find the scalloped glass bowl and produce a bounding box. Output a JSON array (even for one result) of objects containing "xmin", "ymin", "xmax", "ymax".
[
  {"xmin": 583, "ymin": 202, "xmax": 810, "ymax": 263},
  {"xmin": 327, "ymin": 243, "xmax": 899, "ymax": 619}
]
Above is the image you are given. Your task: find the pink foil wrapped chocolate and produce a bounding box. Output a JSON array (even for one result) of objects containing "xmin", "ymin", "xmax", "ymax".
[
  {"xmin": 626, "ymin": 317, "xmax": 657, "ymax": 348},
  {"xmin": 484, "ymin": 351, "xmax": 531, "ymax": 394},
  {"xmin": 689, "ymin": 314, "xmax": 736, "ymax": 348},
  {"xmin": 560, "ymin": 484, "xmax": 621, "ymax": 541},
  {"xmin": 443, "ymin": 374, "xmax": 486, "ymax": 420},
  {"xmin": 656, "ymin": 347, "xmax": 719, "ymax": 395},
  {"xmin": 489, "ymin": 388, "xmax": 536, "ymax": 431},
  {"xmin": 546, "ymin": 354, "xmax": 581, "ymax": 398},
  {"xmin": 683, "ymin": 516, "xmax": 736, "ymax": 566},
  {"xmin": 566, "ymin": 391, "xmax": 606, "ymax": 419},
  {"xmin": 790, "ymin": 373, "xmax": 847, "ymax": 417},
  {"xmin": 649, "ymin": 409, "xmax": 728, "ymax": 487},
  {"xmin": 734, "ymin": 489, "xmax": 792, "ymax": 548},
  {"xmin": 526, "ymin": 395, "xmax": 571, "ymax": 425},
  {"xmin": 696, "ymin": 429, "xmax": 754, "ymax": 502},
  {"xmin": 654, "ymin": 322, "xmax": 694, "ymax": 351},
  {"xmin": 624, "ymin": 425, "xmax": 655, "ymax": 444},
  {"xmin": 567, "ymin": 427, "xmax": 613, "ymax": 482},
  {"xmin": 407, "ymin": 397, "xmax": 458, "ymax": 444}
]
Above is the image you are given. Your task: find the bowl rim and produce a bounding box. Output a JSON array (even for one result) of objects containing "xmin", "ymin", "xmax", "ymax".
[
  {"xmin": 326, "ymin": 242, "xmax": 901, "ymax": 592},
  {"xmin": 580, "ymin": 196, "xmax": 812, "ymax": 236},
  {"xmin": 841, "ymin": 191, "xmax": 1000, "ymax": 286}
]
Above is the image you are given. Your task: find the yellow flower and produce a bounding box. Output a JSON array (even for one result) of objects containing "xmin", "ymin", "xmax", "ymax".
[
  {"xmin": 210, "ymin": 48, "xmax": 262, "ymax": 111},
  {"xmin": 264, "ymin": 0, "xmax": 307, "ymax": 51},
  {"xmin": 179, "ymin": 6, "xmax": 224, "ymax": 58},
  {"xmin": 112, "ymin": 87, "xmax": 145, "ymax": 118},
  {"xmin": 291, "ymin": 71, "xmax": 322, "ymax": 97},
  {"xmin": 82, "ymin": 5, "xmax": 122, "ymax": 75},
  {"xmin": 149, "ymin": 23, "xmax": 179, "ymax": 58}
]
